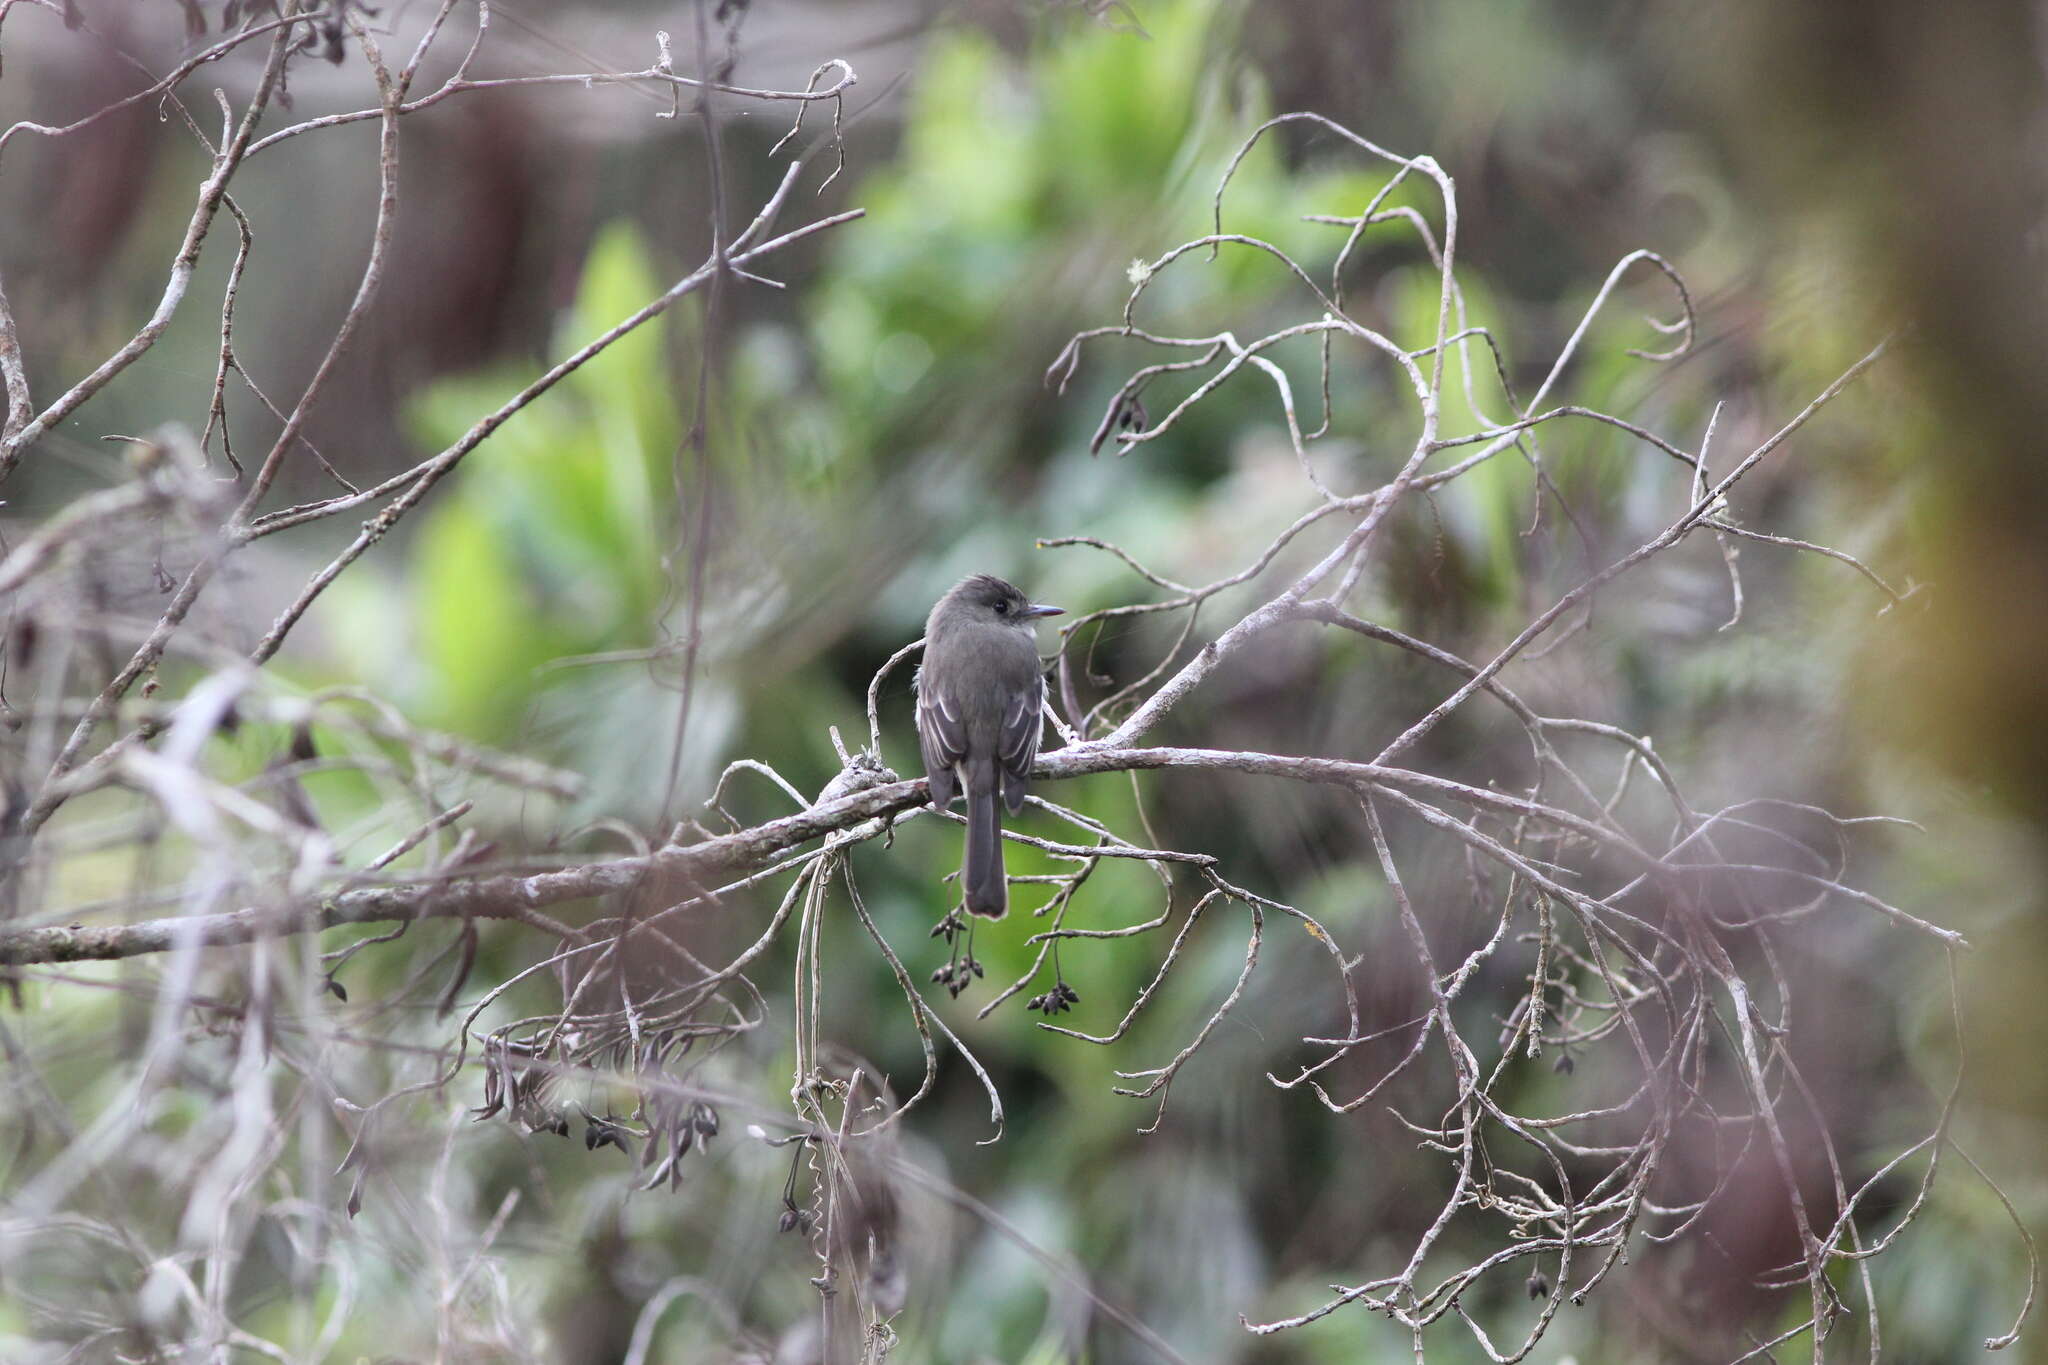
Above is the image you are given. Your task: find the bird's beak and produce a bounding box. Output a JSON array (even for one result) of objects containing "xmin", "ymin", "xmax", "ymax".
[{"xmin": 1025, "ymin": 603, "xmax": 1064, "ymax": 619}]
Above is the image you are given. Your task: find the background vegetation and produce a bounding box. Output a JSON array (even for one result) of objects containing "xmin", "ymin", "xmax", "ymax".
[{"xmin": 1, "ymin": 1, "xmax": 2042, "ymax": 1361}]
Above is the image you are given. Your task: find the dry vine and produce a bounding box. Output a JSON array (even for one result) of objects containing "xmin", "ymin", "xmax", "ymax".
[{"xmin": 0, "ymin": 5, "xmax": 2031, "ymax": 1360}]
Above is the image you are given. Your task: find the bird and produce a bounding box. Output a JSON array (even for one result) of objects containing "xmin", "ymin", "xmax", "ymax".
[{"xmin": 914, "ymin": 573, "xmax": 1062, "ymax": 917}]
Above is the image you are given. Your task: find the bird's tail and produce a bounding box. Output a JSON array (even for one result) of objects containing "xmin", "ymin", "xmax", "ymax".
[{"xmin": 962, "ymin": 782, "xmax": 1007, "ymax": 918}]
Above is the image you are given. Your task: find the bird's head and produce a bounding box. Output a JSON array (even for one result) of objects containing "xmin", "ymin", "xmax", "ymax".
[{"xmin": 936, "ymin": 573, "xmax": 1063, "ymax": 629}]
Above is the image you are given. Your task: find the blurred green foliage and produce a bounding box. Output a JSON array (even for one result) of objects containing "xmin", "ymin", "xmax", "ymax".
[
  {"xmin": 401, "ymin": 223, "xmax": 680, "ymax": 741},
  {"xmin": 9, "ymin": 0, "xmax": 2034, "ymax": 1361},
  {"xmin": 284, "ymin": 3, "xmax": 2019, "ymax": 1360}
]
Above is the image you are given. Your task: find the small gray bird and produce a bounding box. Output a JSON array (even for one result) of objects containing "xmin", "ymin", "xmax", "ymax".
[{"xmin": 915, "ymin": 574, "xmax": 1062, "ymax": 918}]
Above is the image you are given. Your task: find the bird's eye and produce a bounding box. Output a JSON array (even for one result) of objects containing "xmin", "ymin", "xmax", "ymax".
[{"xmin": 993, "ymin": 600, "xmax": 1009, "ymax": 615}]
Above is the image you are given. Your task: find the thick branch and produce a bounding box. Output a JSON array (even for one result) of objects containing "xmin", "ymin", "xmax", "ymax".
[
  {"xmin": 0, "ymin": 771, "xmax": 914, "ymax": 965},
  {"xmin": 0, "ymin": 741, "xmax": 1962, "ymax": 966}
]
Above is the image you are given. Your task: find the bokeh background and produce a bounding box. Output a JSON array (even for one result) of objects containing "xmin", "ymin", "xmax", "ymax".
[{"xmin": 2, "ymin": 1, "xmax": 2044, "ymax": 1361}]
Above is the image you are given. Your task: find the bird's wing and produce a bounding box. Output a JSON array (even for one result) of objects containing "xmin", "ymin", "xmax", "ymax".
[
  {"xmin": 997, "ymin": 674, "xmax": 1044, "ymax": 814},
  {"xmin": 915, "ymin": 669, "xmax": 967, "ymax": 808}
]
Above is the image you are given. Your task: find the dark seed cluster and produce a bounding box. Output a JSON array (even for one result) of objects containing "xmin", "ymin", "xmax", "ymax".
[{"xmin": 1028, "ymin": 981, "xmax": 1080, "ymax": 1016}]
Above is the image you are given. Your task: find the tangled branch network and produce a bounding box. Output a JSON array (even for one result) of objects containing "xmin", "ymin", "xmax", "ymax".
[{"xmin": 0, "ymin": 1, "xmax": 2029, "ymax": 1356}]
